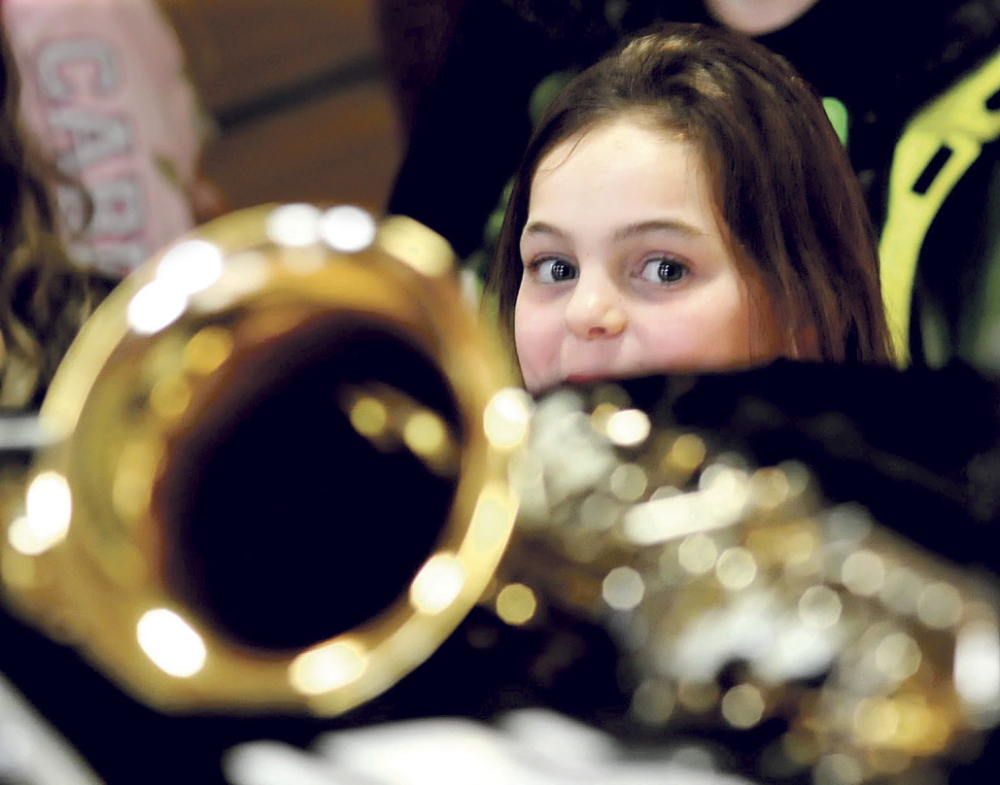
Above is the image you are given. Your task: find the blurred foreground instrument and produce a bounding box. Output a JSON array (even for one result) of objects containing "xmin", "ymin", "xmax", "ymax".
[{"xmin": 0, "ymin": 204, "xmax": 998, "ymax": 785}]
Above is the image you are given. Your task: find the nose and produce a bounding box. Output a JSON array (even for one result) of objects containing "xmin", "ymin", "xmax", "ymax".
[{"xmin": 564, "ymin": 276, "xmax": 626, "ymax": 339}]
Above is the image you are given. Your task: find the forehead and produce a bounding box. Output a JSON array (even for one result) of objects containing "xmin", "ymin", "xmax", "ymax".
[
  {"xmin": 527, "ymin": 115, "xmax": 721, "ymax": 231},
  {"xmin": 537, "ymin": 113, "xmax": 694, "ymax": 173}
]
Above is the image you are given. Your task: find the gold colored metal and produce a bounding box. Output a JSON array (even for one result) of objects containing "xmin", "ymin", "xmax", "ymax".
[
  {"xmin": 504, "ymin": 387, "xmax": 1000, "ymax": 783},
  {"xmin": 0, "ymin": 204, "xmax": 518, "ymax": 716}
]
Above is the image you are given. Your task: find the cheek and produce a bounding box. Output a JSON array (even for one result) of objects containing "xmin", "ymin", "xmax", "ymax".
[
  {"xmin": 513, "ymin": 302, "xmax": 545, "ymax": 359},
  {"xmin": 713, "ymin": 282, "xmax": 759, "ymax": 358},
  {"xmin": 633, "ymin": 282, "xmax": 755, "ymax": 368},
  {"xmin": 514, "ymin": 300, "xmax": 560, "ymax": 380}
]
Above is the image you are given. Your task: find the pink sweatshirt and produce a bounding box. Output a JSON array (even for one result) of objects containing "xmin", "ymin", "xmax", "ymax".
[{"xmin": 4, "ymin": 0, "xmax": 204, "ymax": 277}]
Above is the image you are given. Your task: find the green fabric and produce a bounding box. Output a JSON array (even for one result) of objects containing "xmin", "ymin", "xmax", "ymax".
[{"xmin": 822, "ymin": 96, "xmax": 849, "ymax": 147}]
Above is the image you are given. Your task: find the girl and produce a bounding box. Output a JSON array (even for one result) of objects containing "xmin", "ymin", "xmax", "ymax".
[{"xmin": 486, "ymin": 22, "xmax": 894, "ymax": 394}]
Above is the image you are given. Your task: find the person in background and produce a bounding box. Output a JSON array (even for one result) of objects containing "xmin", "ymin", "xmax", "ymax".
[
  {"xmin": 0, "ymin": 21, "xmax": 108, "ymax": 408},
  {"xmin": 2, "ymin": 0, "xmax": 225, "ymax": 280}
]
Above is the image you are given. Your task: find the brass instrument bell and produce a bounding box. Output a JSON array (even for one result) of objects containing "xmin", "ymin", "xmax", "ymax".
[{"xmin": 1, "ymin": 203, "xmax": 521, "ymax": 716}]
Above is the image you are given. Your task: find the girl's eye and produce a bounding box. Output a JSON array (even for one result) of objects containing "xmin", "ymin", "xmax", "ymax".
[
  {"xmin": 640, "ymin": 257, "xmax": 689, "ymax": 285},
  {"xmin": 533, "ymin": 258, "xmax": 578, "ymax": 283}
]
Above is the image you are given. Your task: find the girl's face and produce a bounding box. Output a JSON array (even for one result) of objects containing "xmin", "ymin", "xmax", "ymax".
[{"xmin": 514, "ymin": 116, "xmax": 784, "ymax": 394}]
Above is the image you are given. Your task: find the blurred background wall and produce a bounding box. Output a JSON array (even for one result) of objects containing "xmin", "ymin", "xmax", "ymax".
[{"xmin": 157, "ymin": 0, "xmax": 404, "ymax": 212}]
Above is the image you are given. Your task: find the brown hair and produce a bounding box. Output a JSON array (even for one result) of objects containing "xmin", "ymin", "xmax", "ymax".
[
  {"xmin": 486, "ymin": 22, "xmax": 894, "ymax": 365},
  {"xmin": 0, "ymin": 25, "xmax": 105, "ymax": 405}
]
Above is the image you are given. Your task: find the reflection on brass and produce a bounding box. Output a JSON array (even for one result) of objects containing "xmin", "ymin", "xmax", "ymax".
[
  {"xmin": 506, "ymin": 386, "xmax": 1000, "ymax": 784},
  {"xmin": 0, "ymin": 204, "xmax": 997, "ymax": 784},
  {"xmin": 0, "ymin": 203, "xmax": 518, "ymax": 717},
  {"xmin": 338, "ymin": 382, "xmax": 459, "ymax": 477}
]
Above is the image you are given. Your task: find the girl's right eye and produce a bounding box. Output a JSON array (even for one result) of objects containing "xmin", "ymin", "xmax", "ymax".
[{"xmin": 532, "ymin": 258, "xmax": 578, "ymax": 283}]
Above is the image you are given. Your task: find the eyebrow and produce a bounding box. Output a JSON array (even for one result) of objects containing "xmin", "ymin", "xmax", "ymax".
[{"xmin": 521, "ymin": 219, "xmax": 708, "ymax": 243}]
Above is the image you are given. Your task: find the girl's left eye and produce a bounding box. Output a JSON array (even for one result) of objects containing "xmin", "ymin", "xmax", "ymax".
[{"xmin": 639, "ymin": 257, "xmax": 689, "ymax": 284}]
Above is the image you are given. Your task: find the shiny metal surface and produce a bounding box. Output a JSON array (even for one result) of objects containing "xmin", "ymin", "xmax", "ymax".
[
  {"xmin": 1, "ymin": 204, "xmax": 997, "ymax": 785},
  {"xmin": 1, "ymin": 204, "xmax": 517, "ymax": 716}
]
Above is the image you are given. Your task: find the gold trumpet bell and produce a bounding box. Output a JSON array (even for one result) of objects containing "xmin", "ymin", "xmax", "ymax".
[{"xmin": 0, "ymin": 204, "xmax": 520, "ymax": 716}]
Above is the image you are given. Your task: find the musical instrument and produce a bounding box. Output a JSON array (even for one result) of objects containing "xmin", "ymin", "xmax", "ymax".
[{"xmin": 1, "ymin": 204, "xmax": 997, "ymax": 784}]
